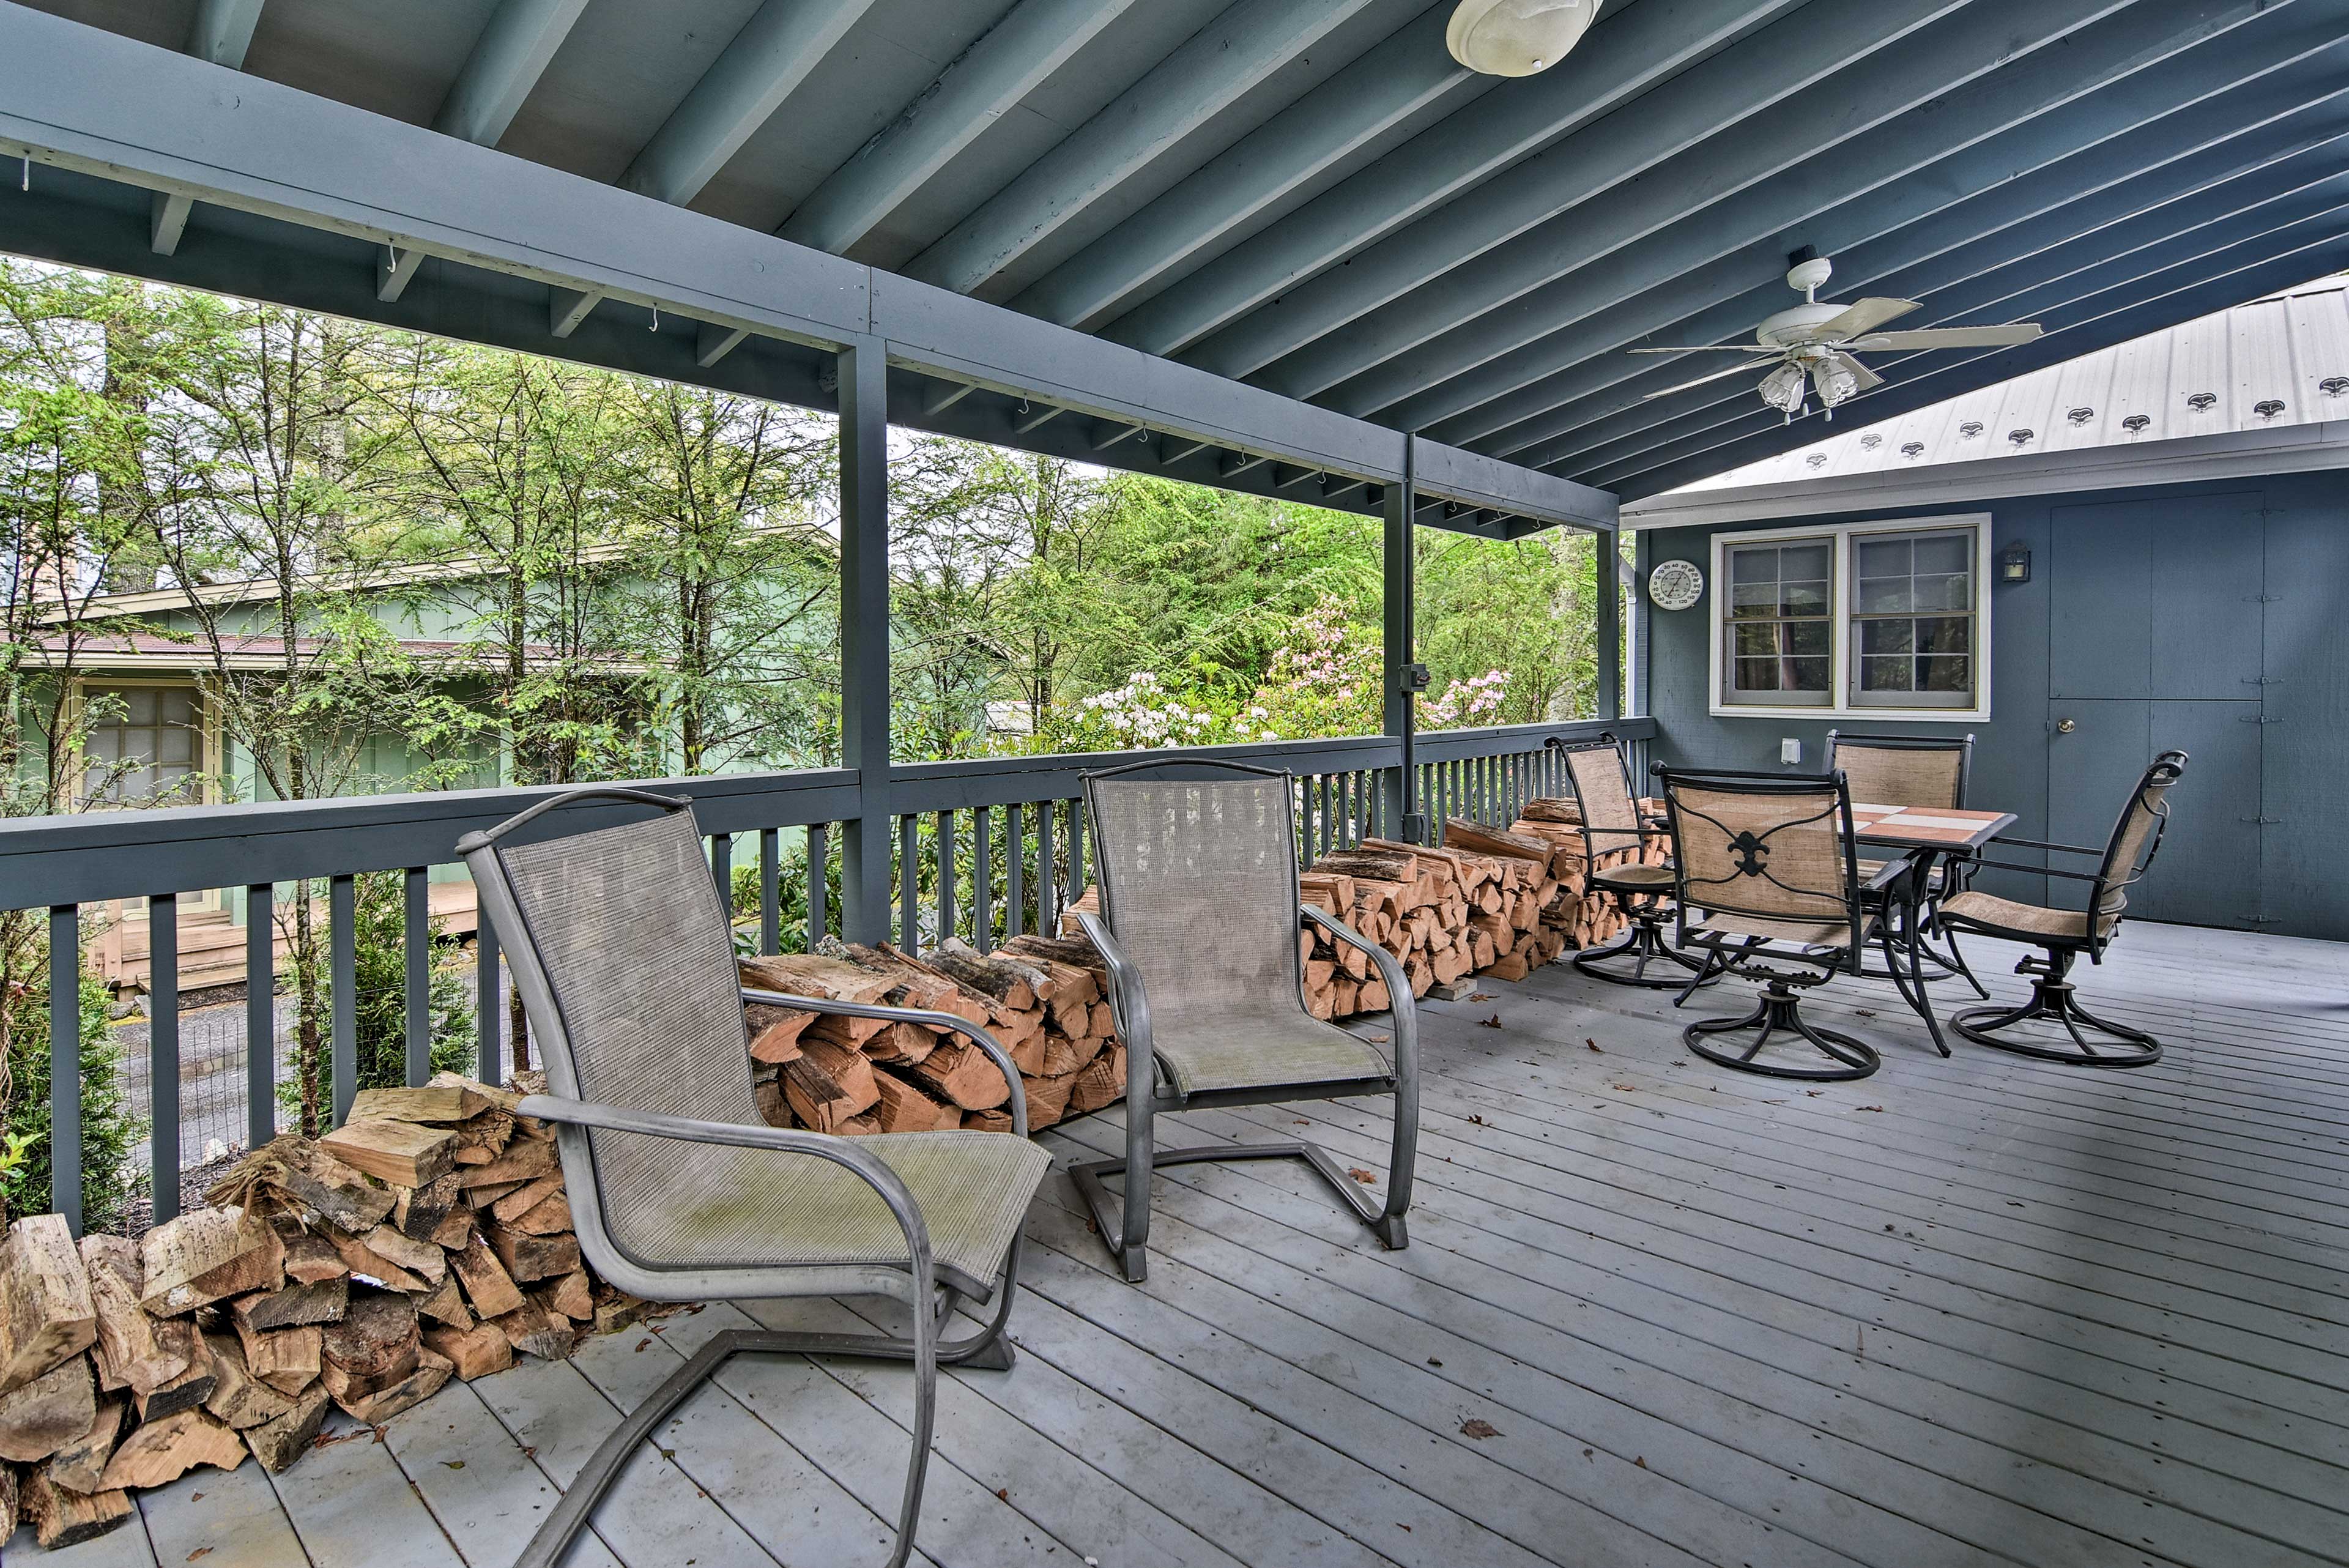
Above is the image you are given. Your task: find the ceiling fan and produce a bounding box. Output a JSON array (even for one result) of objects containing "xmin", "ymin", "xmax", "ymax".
[{"xmin": 1630, "ymin": 255, "xmax": 2044, "ymax": 422}]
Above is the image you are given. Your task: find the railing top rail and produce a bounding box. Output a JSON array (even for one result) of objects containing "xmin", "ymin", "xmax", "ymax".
[{"xmin": 0, "ymin": 718, "xmax": 1653, "ymax": 910}]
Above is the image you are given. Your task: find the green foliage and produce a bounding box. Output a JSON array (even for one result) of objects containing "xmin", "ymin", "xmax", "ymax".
[
  {"xmin": 341, "ymin": 872, "xmax": 475, "ymax": 1093},
  {"xmin": 1, "ymin": 923, "xmax": 144, "ymax": 1232},
  {"xmin": 729, "ymin": 833, "xmax": 844, "ymax": 954}
]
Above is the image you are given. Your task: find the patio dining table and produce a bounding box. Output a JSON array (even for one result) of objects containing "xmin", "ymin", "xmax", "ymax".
[{"xmin": 1847, "ymin": 802, "xmax": 2017, "ymax": 1056}]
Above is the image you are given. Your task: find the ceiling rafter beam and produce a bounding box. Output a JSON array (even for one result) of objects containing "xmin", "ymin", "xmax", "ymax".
[
  {"xmin": 1178, "ymin": 0, "xmax": 1956, "ymax": 385},
  {"xmin": 1159, "ymin": 436, "xmax": 1215, "ymax": 464},
  {"xmin": 1015, "ymin": 2, "xmax": 1488, "ymax": 332},
  {"xmin": 697, "ymin": 322, "xmax": 751, "ymax": 368},
  {"xmin": 1089, "ymin": 420, "xmax": 1148, "ymax": 451},
  {"xmin": 432, "ymin": 0, "xmax": 590, "ymax": 148},
  {"xmin": 1246, "ymin": 0, "xmax": 2190, "ymax": 403},
  {"xmin": 1100, "ymin": 0, "xmax": 1791, "ymax": 360},
  {"xmin": 1337, "ymin": 0, "xmax": 2322, "ymax": 426},
  {"xmin": 1560, "ymin": 174, "xmax": 2349, "ymax": 485},
  {"xmin": 906, "ymin": 0, "xmax": 1381, "ymax": 299},
  {"xmin": 620, "ymin": 0, "xmax": 880, "ymax": 207},
  {"xmin": 1012, "ymin": 404, "xmax": 1064, "ymax": 435},
  {"xmin": 151, "ymin": 0, "xmax": 267, "ymax": 255},
  {"xmin": 1601, "ymin": 229, "xmax": 2349, "ymax": 500},
  {"xmin": 1492, "ymin": 95, "xmax": 2349, "ymax": 467},
  {"xmin": 1439, "ymin": 42, "xmax": 2349, "ymax": 454},
  {"xmin": 780, "ymin": 0, "xmax": 1142, "ymax": 256}
]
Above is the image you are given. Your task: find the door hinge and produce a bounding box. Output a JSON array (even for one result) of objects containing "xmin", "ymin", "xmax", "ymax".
[{"xmin": 2239, "ymin": 816, "xmax": 2283, "ymax": 825}]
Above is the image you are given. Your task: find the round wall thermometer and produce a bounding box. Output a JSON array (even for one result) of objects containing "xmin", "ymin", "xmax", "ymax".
[{"xmin": 1647, "ymin": 559, "xmax": 1705, "ymax": 610}]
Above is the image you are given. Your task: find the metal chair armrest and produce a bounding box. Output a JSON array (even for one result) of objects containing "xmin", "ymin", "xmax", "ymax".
[
  {"xmin": 1300, "ymin": 904, "xmax": 1417, "ymax": 1083},
  {"xmin": 1989, "ymin": 836, "xmax": 2104, "ymax": 856},
  {"xmin": 741, "ymin": 987, "xmax": 1029, "ymax": 1139},
  {"xmin": 1857, "ymin": 858, "xmax": 1912, "ymax": 894},
  {"xmin": 1071, "ymin": 910, "xmax": 1157, "ymax": 1105},
  {"xmin": 515, "ymin": 1091, "xmax": 934, "ymax": 1277}
]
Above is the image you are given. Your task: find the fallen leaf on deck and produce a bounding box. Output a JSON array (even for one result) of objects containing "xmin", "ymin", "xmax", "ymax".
[
  {"xmin": 1477, "ymin": 1014, "xmax": 1504, "ymax": 1029},
  {"xmin": 1348, "ymin": 1167, "xmax": 1378, "ymax": 1184},
  {"xmin": 1858, "ymin": 1105, "xmax": 1885, "ymax": 1112},
  {"xmin": 1586, "ymin": 1038, "xmax": 1602, "ymax": 1052},
  {"xmin": 1461, "ymin": 1418, "xmax": 1501, "ymax": 1440},
  {"xmin": 1469, "ymin": 993, "xmax": 1496, "ymax": 1002}
]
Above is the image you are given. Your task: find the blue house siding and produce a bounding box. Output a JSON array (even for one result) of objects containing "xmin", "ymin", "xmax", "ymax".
[{"xmin": 1638, "ymin": 470, "xmax": 2349, "ymax": 942}]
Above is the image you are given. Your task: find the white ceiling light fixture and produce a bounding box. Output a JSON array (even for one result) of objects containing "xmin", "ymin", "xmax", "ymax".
[{"xmin": 1447, "ymin": 0, "xmax": 1600, "ymax": 76}]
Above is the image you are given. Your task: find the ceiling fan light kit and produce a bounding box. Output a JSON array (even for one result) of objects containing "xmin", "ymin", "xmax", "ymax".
[
  {"xmin": 1447, "ymin": 0, "xmax": 1599, "ymax": 76},
  {"xmin": 1628, "ymin": 255, "xmax": 2044, "ymax": 425}
]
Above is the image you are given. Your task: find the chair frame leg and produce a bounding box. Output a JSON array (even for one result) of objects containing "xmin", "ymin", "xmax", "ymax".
[
  {"xmin": 1071, "ymin": 1080, "xmax": 1412, "ymax": 1283},
  {"xmin": 1683, "ymin": 979, "xmax": 1881, "ymax": 1082},
  {"xmin": 516, "ymin": 1258, "xmax": 1020, "ymax": 1568},
  {"xmin": 1950, "ymin": 948, "xmax": 2161, "ymax": 1068}
]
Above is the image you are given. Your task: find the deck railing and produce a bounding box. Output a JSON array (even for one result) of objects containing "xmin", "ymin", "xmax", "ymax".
[{"xmin": 0, "ymin": 718, "xmax": 1653, "ymax": 1230}]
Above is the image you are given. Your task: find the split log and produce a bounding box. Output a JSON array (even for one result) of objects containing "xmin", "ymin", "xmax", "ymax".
[
  {"xmin": 903, "ymin": 1038, "xmax": 1014, "ymax": 1110},
  {"xmin": 423, "ymin": 1321, "xmax": 514, "ymax": 1381},
  {"xmin": 1068, "ymin": 1045, "xmax": 1129, "ymax": 1116},
  {"xmin": 139, "ymin": 1208, "xmax": 283, "ymax": 1317},
  {"xmin": 280, "ymin": 1231, "xmax": 348, "ymax": 1285},
  {"xmin": 243, "ymin": 1385, "xmax": 330, "ymax": 1473},
  {"xmin": 231, "ymin": 1276, "xmax": 347, "ymax": 1332},
  {"xmin": 490, "ymin": 1303, "xmax": 572, "ymax": 1361},
  {"xmin": 360, "ymin": 1224, "xmax": 448, "ymax": 1287},
  {"xmin": 920, "ymin": 939, "xmax": 1039, "ymax": 1011},
  {"xmin": 327, "ymin": 1227, "xmax": 429, "ymax": 1293},
  {"xmin": 348, "ymin": 1083, "xmax": 492, "ymax": 1123},
  {"xmin": 451, "ymin": 1236, "xmax": 526, "ymax": 1319},
  {"xmin": 129, "ymin": 1329, "xmax": 215, "ymax": 1421},
  {"xmin": 483, "ymin": 1224, "xmax": 581, "ymax": 1284},
  {"xmin": 453, "ymin": 1135, "xmax": 557, "ymax": 1190},
  {"xmin": 0, "ymin": 1354, "xmax": 96, "ymax": 1462},
  {"xmin": 318, "ymin": 1119, "xmax": 457, "ymax": 1188},
  {"xmin": 746, "ymin": 1002, "xmax": 812, "ymax": 1065},
  {"xmin": 321, "ymin": 1293, "xmax": 420, "ymax": 1386},
  {"xmin": 415, "ymin": 1274, "xmax": 473, "ymax": 1331},
  {"xmin": 1, "ymin": 1216, "xmax": 97, "ymax": 1394},
  {"xmin": 21, "ymin": 1468, "xmax": 133, "ymax": 1548},
  {"xmin": 392, "ymin": 1172, "xmax": 465, "ymax": 1241},
  {"xmin": 47, "ymin": 1395, "xmax": 124, "ymax": 1491},
  {"xmin": 202, "ymin": 1332, "xmax": 297, "ymax": 1430},
  {"xmin": 337, "ymin": 1345, "xmax": 451, "ymax": 1424},
  {"xmin": 98, "ymin": 1407, "xmax": 246, "ymax": 1490},
  {"xmin": 210, "ymin": 1137, "xmax": 396, "ymax": 1234},
  {"xmin": 234, "ymin": 1320, "xmax": 322, "ymax": 1397},
  {"xmin": 80, "ymin": 1234, "xmax": 185, "ymax": 1395}
]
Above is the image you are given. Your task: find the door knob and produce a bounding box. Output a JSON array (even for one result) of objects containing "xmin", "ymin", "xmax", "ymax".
[{"xmin": 2055, "ymin": 718, "xmax": 2077, "ymax": 734}]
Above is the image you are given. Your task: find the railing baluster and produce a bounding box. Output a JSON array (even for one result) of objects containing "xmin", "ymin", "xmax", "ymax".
[
  {"xmin": 808, "ymin": 823, "xmax": 830, "ymax": 948},
  {"xmin": 404, "ymin": 868, "xmax": 429, "ymax": 1088},
  {"xmin": 710, "ymin": 831, "xmax": 733, "ymax": 918},
  {"xmin": 1006, "ymin": 803, "xmax": 1025, "ymax": 938},
  {"xmin": 759, "ymin": 828, "xmax": 780, "ymax": 956},
  {"xmin": 246, "ymin": 883, "xmax": 274, "ymax": 1153},
  {"xmin": 899, "ymin": 814, "xmax": 919, "ymax": 953},
  {"xmin": 1316, "ymin": 775, "xmax": 1331, "ymax": 855},
  {"xmin": 925, "ymin": 818, "xmax": 944, "ymax": 949},
  {"xmin": 477, "ymin": 913, "xmax": 502, "ymax": 1087},
  {"xmin": 1067, "ymin": 796, "xmax": 1086, "ymax": 907},
  {"xmin": 974, "ymin": 806, "xmax": 994, "ymax": 951},
  {"xmin": 49, "ymin": 905, "xmax": 81, "ymax": 1232},
  {"xmin": 1037, "ymin": 798, "xmax": 1056, "ymax": 932},
  {"xmin": 149, "ymin": 893, "xmax": 180, "ymax": 1226},
  {"xmin": 330, "ymin": 873, "xmax": 357, "ymax": 1126}
]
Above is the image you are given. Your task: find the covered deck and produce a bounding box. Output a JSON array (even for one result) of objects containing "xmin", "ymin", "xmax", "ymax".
[{"xmin": 24, "ymin": 920, "xmax": 2345, "ymax": 1568}]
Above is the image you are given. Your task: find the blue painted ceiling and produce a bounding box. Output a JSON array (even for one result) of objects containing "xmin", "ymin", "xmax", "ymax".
[{"xmin": 21, "ymin": 0, "xmax": 2349, "ymax": 499}]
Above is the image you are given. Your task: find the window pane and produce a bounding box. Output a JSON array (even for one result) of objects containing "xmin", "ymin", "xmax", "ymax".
[
  {"xmin": 1780, "ymin": 543, "xmax": 1830, "ymax": 580},
  {"xmin": 1733, "ymin": 657, "xmax": 1779, "ymax": 692},
  {"xmin": 1855, "ymin": 575, "xmax": 1911, "ymax": 613},
  {"xmin": 1912, "ymin": 534, "xmax": 1970, "ymax": 574},
  {"xmin": 1914, "ymin": 615, "xmax": 1970, "ymax": 654},
  {"xmin": 1789, "ymin": 657, "xmax": 1830, "ymax": 691},
  {"xmin": 1913, "ymin": 572, "xmax": 1969, "ymax": 611},
  {"xmin": 1786, "ymin": 619, "xmax": 1831, "ymax": 656},
  {"xmin": 1860, "ymin": 619, "xmax": 1913, "ymax": 653},
  {"xmin": 1730, "ymin": 581, "xmax": 1781, "ymax": 616},
  {"xmin": 1855, "ymin": 538, "xmax": 1911, "ymax": 578},
  {"xmin": 1919, "ymin": 655, "xmax": 1972, "ymax": 693},
  {"xmin": 1734, "ymin": 622, "xmax": 1779, "ymax": 656},
  {"xmin": 1860, "ymin": 655, "xmax": 1913, "ymax": 691},
  {"xmin": 1729, "ymin": 546, "xmax": 1780, "ymax": 584},
  {"xmin": 1779, "ymin": 579, "xmax": 1830, "ymax": 616}
]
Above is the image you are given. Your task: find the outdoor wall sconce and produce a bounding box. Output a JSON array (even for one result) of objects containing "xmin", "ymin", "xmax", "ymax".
[{"xmin": 1999, "ymin": 542, "xmax": 2032, "ymax": 584}]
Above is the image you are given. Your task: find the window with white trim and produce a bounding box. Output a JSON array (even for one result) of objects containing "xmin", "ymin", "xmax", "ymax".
[{"xmin": 1709, "ymin": 515, "xmax": 1991, "ymax": 720}]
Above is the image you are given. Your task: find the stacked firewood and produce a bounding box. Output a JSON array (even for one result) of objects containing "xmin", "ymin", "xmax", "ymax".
[
  {"xmin": 1048, "ymin": 797, "xmax": 1665, "ymax": 1021},
  {"xmin": 737, "ymin": 937, "xmax": 1127, "ymax": 1142},
  {"xmin": 0, "ymin": 1076, "xmax": 653, "ymax": 1550}
]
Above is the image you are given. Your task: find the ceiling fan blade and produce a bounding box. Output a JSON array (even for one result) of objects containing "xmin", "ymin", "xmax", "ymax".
[
  {"xmin": 1627, "ymin": 344, "xmax": 1781, "ymax": 354},
  {"xmin": 1826, "ymin": 350, "xmax": 1883, "ymax": 392},
  {"xmin": 1850, "ymin": 323, "xmax": 2044, "ymax": 350},
  {"xmin": 1642, "ymin": 361, "xmax": 1773, "ymax": 398},
  {"xmin": 1816, "ymin": 297, "xmax": 1920, "ymax": 339}
]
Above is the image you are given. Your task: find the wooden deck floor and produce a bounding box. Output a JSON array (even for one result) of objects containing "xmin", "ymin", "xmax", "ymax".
[{"xmin": 14, "ymin": 922, "xmax": 2348, "ymax": 1568}]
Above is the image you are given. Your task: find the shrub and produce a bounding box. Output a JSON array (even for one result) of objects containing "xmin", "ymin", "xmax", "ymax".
[{"xmin": 1, "ymin": 916, "xmax": 144, "ymax": 1231}]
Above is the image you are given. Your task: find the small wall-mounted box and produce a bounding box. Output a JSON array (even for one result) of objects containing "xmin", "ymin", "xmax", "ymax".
[{"xmin": 1780, "ymin": 738, "xmax": 1803, "ymax": 766}]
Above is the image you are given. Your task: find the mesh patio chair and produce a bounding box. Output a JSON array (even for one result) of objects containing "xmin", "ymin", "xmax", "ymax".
[
  {"xmin": 1655, "ymin": 765, "xmax": 1907, "ymax": 1082},
  {"xmin": 458, "ymin": 787, "xmax": 1051, "ymax": 1568},
  {"xmin": 1548, "ymin": 734, "xmax": 1714, "ymax": 989},
  {"xmin": 1069, "ymin": 758, "xmax": 1417, "ymax": 1284},
  {"xmin": 1937, "ymin": 751, "xmax": 2188, "ymax": 1068},
  {"xmin": 1825, "ymin": 729, "xmax": 1989, "ymax": 998}
]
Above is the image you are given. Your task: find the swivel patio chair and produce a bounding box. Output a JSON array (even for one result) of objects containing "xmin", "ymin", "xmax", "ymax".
[
  {"xmin": 1069, "ymin": 757, "xmax": 1417, "ymax": 1284},
  {"xmin": 1825, "ymin": 729, "xmax": 1988, "ymax": 998},
  {"xmin": 1937, "ymin": 751, "xmax": 2188, "ymax": 1068},
  {"xmin": 1548, "ymin": 734, "xmax": 1713, "ymax": 990},
  {"xmin": 1655, "ymin": 765, "xmax": 1905, "ymax": 1082},
  {"xmin": 458, "ymin": 786, "xmax": 1051, "ymax": 1568}
]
